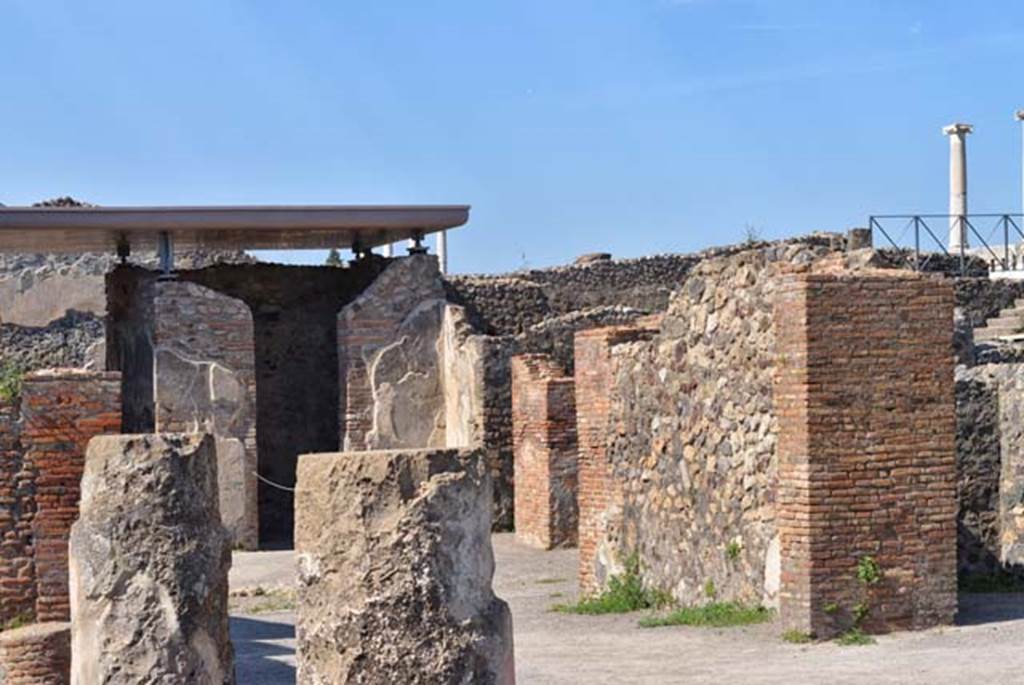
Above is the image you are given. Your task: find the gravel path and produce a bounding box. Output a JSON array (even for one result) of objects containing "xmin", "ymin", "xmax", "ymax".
[{"xmin": 230, "ymin": 533, "xmax": 1024, "ymax": 684}]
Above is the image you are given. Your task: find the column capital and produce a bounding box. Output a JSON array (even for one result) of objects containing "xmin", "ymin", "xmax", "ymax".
[
  {"xmin": 943, "ymin": 122, "xmax": 973, "ymax": 136},
  {"xmin": 1015, "ymin": 110, "xmax": 1024, "ymax": 121}
]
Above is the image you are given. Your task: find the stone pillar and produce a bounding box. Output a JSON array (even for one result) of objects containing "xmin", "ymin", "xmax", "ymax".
[
  {"xmin": 69, "ymin": 434, "xmax": 234, "ymax": 685},
  {"xmin": 511, "ymin": 354, "xmax": 578, "ymax": 550},
  {"xmin": 21, "ymin": 370, "xmax": 121, "ymax": 623},
  {"xmin": 153, "ymin": 279, "xmax": 259, "ymax": 550},
  {"xmin": 775, "ymin": 272, "xmax": 956, "ymax": 637},
  {"xmin": 295, "ymin": 448, "xmax": 514, "ymax": 684},
  {"xmin": 338, "ymin": 255, "xmax": 447, "ymax": 452},
  {"xmin": 437, "ymin": 230, "xmax": 448, "ymax": 274},
  {"xmin": 0, "ymin": 622, "xmax": 71, "ymax": 684},
  {"xmin": 944, "ymin": 123, "xmax": 973, "ymax": 252}
]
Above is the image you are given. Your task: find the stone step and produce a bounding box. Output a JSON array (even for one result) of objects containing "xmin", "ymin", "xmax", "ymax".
[
  {"xmin": 975, "ymin": 327, "xmax": 1024, "ymax": 343},
  {"xmin": 981, "ymin": 320, "xmax": 1024, "ymax": 334}
]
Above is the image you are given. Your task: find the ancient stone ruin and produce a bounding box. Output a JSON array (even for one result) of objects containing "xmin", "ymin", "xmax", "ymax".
[
  {"xmin": 2, "ymin": 197, "xmax": 1024, "ymax": 679},
  {"xmin": 294, "ymin": 448, "xmax": 513, "ymax": 683},
  {"xmin": 69, "ymin": 434, "xmax": 233, "ymax": 684}
]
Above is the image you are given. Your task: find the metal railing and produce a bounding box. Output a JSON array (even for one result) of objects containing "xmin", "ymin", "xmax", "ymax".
[{"xmin": 868, "ymin": 214, "xmax": 1024, "ymax": 275}]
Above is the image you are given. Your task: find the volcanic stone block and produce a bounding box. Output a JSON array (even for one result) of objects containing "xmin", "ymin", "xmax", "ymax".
[
  {"xmin": 295, "ymin": 448, "xmax": 515, "ymax": 685},
  {"xmin": 0, "ymin": 621, "xmax": 71, "ymax": 685},
  {"xmin": 68, "ymin": 433, "xmax": 234, "ymax": 685}
]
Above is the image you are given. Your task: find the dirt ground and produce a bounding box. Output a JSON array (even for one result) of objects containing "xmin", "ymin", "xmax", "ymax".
[{"xmin": 229, "ymin": 533, "xmax": 1024, "ymax": 684}]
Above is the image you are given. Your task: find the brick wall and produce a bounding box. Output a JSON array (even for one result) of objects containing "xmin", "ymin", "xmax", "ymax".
[
  {"xmin": 511, "ymin": 354, "xmax": 578, "ymax": 549},
  {"xmin": 21, "ymin": 370, "xmax": 121, "ymax": 623},
  {"xmin": 775, "ymin": 272, "xmax": 957, "ymax": 636},
  {"xmin": 0, "ymin": 621, "xmax": 70, "ymax": 684},
  {"xmin": 0, "ymin": 399, "xmax": 33, "ymax": 625},
  {"xmin": 575, "ymin": 323, "xmax": 660, "ymax": 594}
]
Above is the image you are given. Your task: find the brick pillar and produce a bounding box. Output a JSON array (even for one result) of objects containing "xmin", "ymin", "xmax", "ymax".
[
  {"xmin": 775, "ymin": 273, "xmax": 956, "ymax": 637},
  {"xmin": 22, "ymin": 370, "xmax": 121, "ymax": 623},
  {"xmin": 575, "ymin": 323, "xmax": 659, "ymax": 594},
  {"xmin": 512, "ymin": 354, "xmax": 578, "ymax": 550}
]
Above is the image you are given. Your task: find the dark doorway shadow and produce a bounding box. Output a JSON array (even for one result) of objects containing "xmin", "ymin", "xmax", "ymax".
[
  {"xmin": 957, "ymin": 592, "xmax": 1024, "ymax": 626},
  {"xmin": 230, "ymin": 615, "xmax": 296, "ymax": 685}
]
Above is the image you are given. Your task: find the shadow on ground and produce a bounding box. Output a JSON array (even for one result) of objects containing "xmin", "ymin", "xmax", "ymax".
[
  {"xmin": 230, "ymin": 614, "xmax": 296, "ymax": 685},
  {"xmin": 957, "ymin": 592, "xmax": 1024, "ymax": 626}
]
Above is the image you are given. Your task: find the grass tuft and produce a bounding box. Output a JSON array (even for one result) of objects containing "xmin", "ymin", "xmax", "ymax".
[
  {"xmin": 553, "ymin": 554, "xmax": 670, "ymax": 615},
  {"xmin": 835, "ymin": 627, "xmax": 876, "ymax": 646},
  {"xmin": 782, "ymin": 629, "xmax": 813, "ymax": 644},
  {"xmin": 0, "ymin": 613, "xmax": 33, "ymax": 633},
  {"xmin": 0, "ymin": 363, "xmax": 25, "ymax": 403},
  {"xmin": 639, "ymin": 602, "xmax": 773, "ymax": 629}
]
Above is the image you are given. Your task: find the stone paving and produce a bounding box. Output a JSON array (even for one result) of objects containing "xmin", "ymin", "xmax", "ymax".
[{"xmin": 230, "ymin": 534, "xmax": 1024, "ymax": 685}]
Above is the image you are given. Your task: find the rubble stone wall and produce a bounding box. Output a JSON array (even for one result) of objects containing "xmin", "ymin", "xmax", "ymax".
[
  {"xmin": 594, "ymin": 244, "xmax": 826, "ymax": 606},
  {"xmin": 776, "ymin": 271, "xmax": 957, "ymax": 637},
  {"xmin": 956, "ymin": 364, "xmax": 1007, "ymax": 577},
  {"xmin": 511, "ymin": 354, "xmax": 578, "ymax": 550},
  {"xmin": 997, "ymin": 367, "xmax": 1024, "ymax": 567},
  {"xmin": 20, "ymin": 370, "xmax": 121, "ymax": 623},
  {"xmin": 0, "ymin": 399, "xmax": 33, "ymax": 625}
]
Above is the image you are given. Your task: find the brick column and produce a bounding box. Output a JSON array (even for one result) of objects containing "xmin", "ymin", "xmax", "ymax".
[
  {"xmin": 22, "ymin": 370, "xmax": 121, "ymax": 623},
  {"xmin": 575, "ymin": 323, "xmax": 659, "ymax": 594},
  {"xmin": 775, "ymin": 273, "xmax": 956, "ymax": 637},
  {"xmin": 511, "ymin": 354, "xmax": 578, "ymax": 550}
]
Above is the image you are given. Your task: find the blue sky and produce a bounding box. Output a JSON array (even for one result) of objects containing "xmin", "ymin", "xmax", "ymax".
[{"xmin": 2, "ymin": 0, "xmax": 1024, "ymax": 273}]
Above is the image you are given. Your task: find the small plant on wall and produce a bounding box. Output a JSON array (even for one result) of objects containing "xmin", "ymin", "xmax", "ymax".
[{"xmin": 833, "ymin": 555, "xmax": 883, "ymax": 646}]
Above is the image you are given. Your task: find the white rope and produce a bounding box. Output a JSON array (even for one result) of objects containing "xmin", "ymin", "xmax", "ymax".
[{"xmin": 252, "ymin": 471, "xmax": 295, "ymax": 492}]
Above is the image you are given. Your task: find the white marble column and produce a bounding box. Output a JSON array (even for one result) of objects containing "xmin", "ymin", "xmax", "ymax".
[
  {"xmin": 437, "ymin": 230, "xmax": 448, "ymax": 274},
  {"xmin": 943, "ymin": 123, "xmax": 973, "ymax": 251}
]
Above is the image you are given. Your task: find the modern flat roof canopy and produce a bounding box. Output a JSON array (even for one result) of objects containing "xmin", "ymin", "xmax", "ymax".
[{"xmin": 0, "ymin": 204, "xmax": 470, "ymax": 253}]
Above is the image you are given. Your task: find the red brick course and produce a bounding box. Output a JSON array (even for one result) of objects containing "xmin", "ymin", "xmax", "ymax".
[
  {"xmin": 21, "ymin": 370, "xmax": 121, "ymax": 623},
  {"xmin": 0, "ymin": 621, "xmax": 71, "ymax": 684},
  {"xmin": 575, "ymin": 322, "xmax": 661, "ymax": 594},
  {"xmin": 511, "ymin": 354, "xmax": 578, "ymax": 550},
  {"xmin": 775, "ymin": 272, "xmax": 957, "ymax": 636}
]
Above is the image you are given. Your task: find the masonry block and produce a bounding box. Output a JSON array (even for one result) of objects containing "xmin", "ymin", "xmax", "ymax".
[
  {"xmin": 295, "ymin": 448, "xmax": 514, "ymax": 684},
  {"xmin": 511, "ymin": 354, "xmax": 578, "ymax": 550},
  {"xmin": 775, "ymin": 272, "xmax": 957, "ymax": 637},
  {"xmin": 21, "ymin": 370, "xmax": 121, "ymax": 623},
  {"xmin": 69, "ymin": 433, "xmax": 234, "ymax": 684}
]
